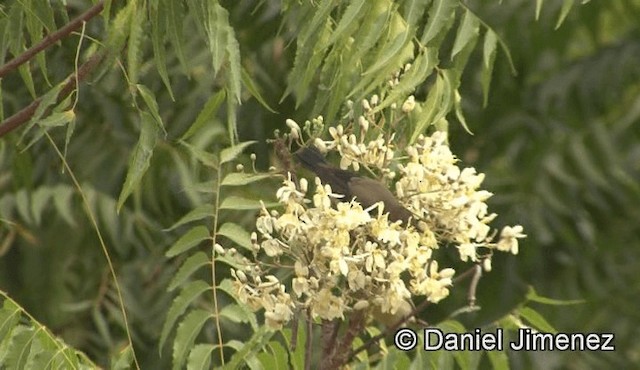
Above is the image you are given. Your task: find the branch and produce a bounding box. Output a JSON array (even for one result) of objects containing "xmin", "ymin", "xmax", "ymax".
[
  {"xmin": 0, "ymin": 52, "xmax": 104, "ymax": 138},
  {"xmin": 0, "ymin": 0, "xmax": 105, "ymax": 78}
]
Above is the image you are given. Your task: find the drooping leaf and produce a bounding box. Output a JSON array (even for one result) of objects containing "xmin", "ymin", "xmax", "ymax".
[
  {"xmin": 164, "ymin": 0, "xmax": 188, "ymax": 72},
  {"xmin": 481, "ymin": 29, "xmax": 498, "ymax": 107},
  {"xmin": 555, "ymin": 0, "xmax": 575, "ymax": 29},
  {"xmin": 451, "ymin": 9, "xmax": 480, "ymax": 59},
  {"xmin": 150, "ymin": 0, "xmax": 175, "ymax": 99},
  {"xmin": 127, "ymin": 3, "xmax": 144, "ymax": 88},
  {"xmin": 136, "ymin": 84, "xmax": 167, "ymax": 135},
  {"xmin": 117, "ymin": 111, "xmax": 160, "ymax": 212}
]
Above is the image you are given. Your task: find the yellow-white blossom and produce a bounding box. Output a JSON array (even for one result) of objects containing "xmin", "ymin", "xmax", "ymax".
[{"xmin": 233, "ymin": 107, "xmax": 525, "ymax": 330}]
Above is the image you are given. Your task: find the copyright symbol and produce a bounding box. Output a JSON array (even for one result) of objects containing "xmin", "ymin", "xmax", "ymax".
[{"xmin": 394, "ymin": 328, "xmax": 417, "ymax": 351}]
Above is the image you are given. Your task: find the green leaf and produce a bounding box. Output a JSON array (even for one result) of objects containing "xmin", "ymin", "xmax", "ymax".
[
  {"xmin": 150, "ymin": 0, "xmax": 175, "ymax": 100},
  {"xmin": 160, "ymin": 281, "xmax": 211, "ymax": 352},
  {"xmin": 421, "ymin": 0, "xmax": 458, "ymax": 45},
  {"xmin": 111, "ymin": 344, "xmax": 134, "ymax": 370},
  {"xmin": 298, "ymin": 0, "xmax": 336, "ymax": 49},
  {"xmin": 172, "ymin": 309, "xmax": 212, "ymax": 370},
  {"xmin": 168, "ymin": 252, "xmax": 211, "ymax": 291},
  {"xmin": 99, "ymin": 1, "xmax": 134, "ymax": 79},
  {"xmin": 217, "ymin": 222, "xmax": 252, "ymax": 251},
  {"xmin": 127, "ymin": 3, "xmax": 144, "ymax": 88},
  {"xmin": 453, "ymin": 89, "xmax": 472, "ymax": 134},
  {"xmin": 117, "ymin": 111, "xmax": 160, "ymax": 212},
  {"xmin": 18, "ymin": 62, "xmax": 36, "ymax": 99},
  {"xmin": 225, "ymin": 23, "xmax": 242, "ymax": 105},
  {"xmin": 0, "ymin": 298, "xmax": 21, "ymax": 340},
  {"xmin": 519, "ymin": 307, "xmax": 557, "ymax": 333},
  {"xmin": 166, "ymin": 205, "xmax": 215, "ymax": 231},
  {"xmin": 166, "ymin": 226, "xmax": 211, "ymax": 257},
  {"xmin": 326, "ymin": 0, "xmax": 367, "ymax": 47},
  {"xmin": 241, "ymin": 68, "xmax": 277, "ymax": 113},
  {"xmin": 525, "ymin": 286, "xmax": 585, "ymax": 305},
  {"xmin": 181, "ymin": 90, "xmax": 226, "ymax": 141},
  {"xmin": 555, "ymin": 0, "xmax": 575, "ymax": 29},
  {"xmin": 15, "ymin": 190, "xmax": 32, "ymax": 224},
  {"xmin": 187, "ymin": 344, "xmax": 215, "ymax": 370},
  {"xmin": 221, "ymin": 173, "xmax": 273, "ymax": 187},
  {"xmin": 219, "ymin": 303, "xmax": 254, "ymax": 324},
  {"xmin": 409, "ymin": 70, "xmax": 452, "ymax": 143},
  {"xmin": 136, "ymin": 84, "xmax": 167, "ymax": 135},
  {"xmin": 180, "ymin": 142, "xmax": 218, "ymax": 169},
  {"xmin": 30, "ymin": 187, "xmax": 51, "ymax": 227},
  {"xmin": 486, "ymin": 349, "xmax": 509, "ymax": 370},
  {"xmin": 363, "ymin": 10, "xmax": 411, "ymax": 76},
  {"xmin": 219, "ymin": 196, "xmax": 271, "ymax": 210},
  {"xmin": 451, "ymin": 9, "xmax": 479, "ymax": 59},
  {"xmin": 402, "ymin": 0, "xmax": 432, "ymax": 30},
  {"xmin": 19, "ymin": 83, "xmax": 65, "ymax": 143},
  {"xmin": 206, "ymin": 2, "xmax": 230, "ymax": 75},
  {"xmin": 373, "ymin": 47, "xmax": 437, "ymax": 113},
  {"xmin": 4, "ymin": 326, "xmax": 33, "ymax": 369},
  {"xmin": 165, "ymin": 0, "xmax": 188, "ymax": 72},
  {"xmin": 38, "ymin": 110, "xmax": 75, "ymax": 128},
  {"xmin": 223, "ymin": 327, "xmax": 274, "ymax": 370},
  {"xmin": 535, "ymin": 0, "xmax": 544, "ymax": 20},
  {"xmin": 22, "ymin": 110, "xmax": 76, "ymax": 152},
  {"xmin": 220, "ymin": 141, "xmax": 256, "ymax": 165},
  {"xmin": 481, "ymin": 29, "xmax": 498, "ymax": 107},
  {"xmin": 255, "ymin": 339, "xmax": 290, "ymax": 370}
]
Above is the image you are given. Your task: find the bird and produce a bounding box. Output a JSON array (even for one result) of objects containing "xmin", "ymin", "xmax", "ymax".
[{"xmin": 294, "ymin": 146, "xmax": 415, "ymax": 226}]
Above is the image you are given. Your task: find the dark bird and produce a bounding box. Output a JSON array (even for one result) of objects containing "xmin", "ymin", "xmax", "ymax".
[{"xmin": 295, "ymin": 146, "xmax": 415, "ymax": 225}]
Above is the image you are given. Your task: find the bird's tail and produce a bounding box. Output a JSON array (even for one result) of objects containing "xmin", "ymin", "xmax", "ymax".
[{"xmin": 294, "ymin": 146, "xmax": 328, "ymax": 172}]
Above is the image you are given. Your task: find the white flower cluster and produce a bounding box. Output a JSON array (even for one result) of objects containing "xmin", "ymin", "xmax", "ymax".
[
  {"xmin": 396, "ymin": 132, "xmax": 525, "ymax": 264},
  {"xmin": 232, "ymin": 112, "xmax": 525, "ymax": 330}
]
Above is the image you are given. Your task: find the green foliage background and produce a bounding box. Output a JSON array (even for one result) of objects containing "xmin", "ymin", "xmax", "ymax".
[{"xmin": 0, "ymin": 0, "xmax": 638, "ymax": 369}]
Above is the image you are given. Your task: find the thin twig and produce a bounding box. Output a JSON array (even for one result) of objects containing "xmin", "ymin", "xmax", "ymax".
[
  {"xmin": 467, "ymin": 264, "xmax": 483, "ymax": 307},
  {"xmin": 304, "ymin": 309, "xmax": 313, "ymax": 370},
  {"xmin": 0, "ymin": 0, "xmax": 105, "ymax": 78}
]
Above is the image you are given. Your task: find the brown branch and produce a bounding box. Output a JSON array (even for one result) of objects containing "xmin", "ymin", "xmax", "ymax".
[
  {"xmin": 0, "ymin": 52, "xmax": 104, "ymax": 138},
  {"xmin": 0, "ymin": 0, "xmax": 105, "ymax": 79}
]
